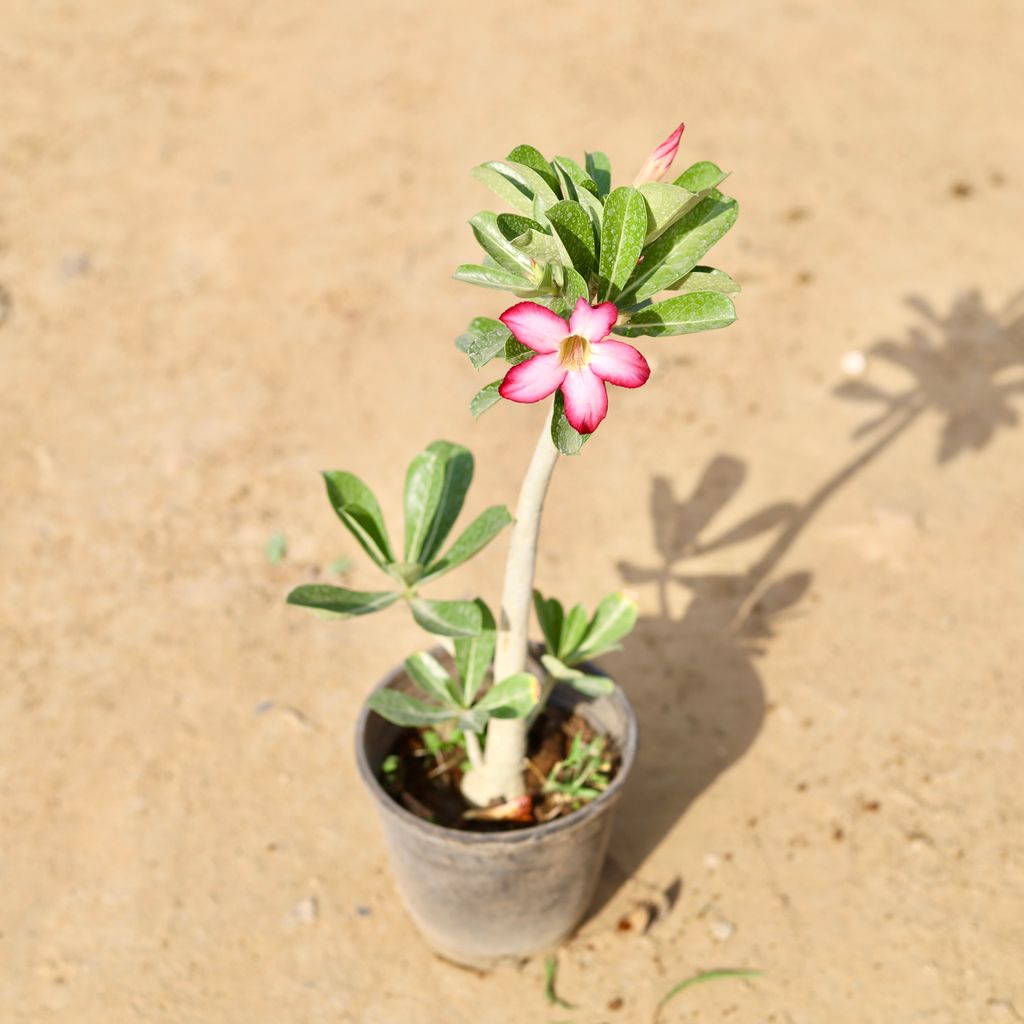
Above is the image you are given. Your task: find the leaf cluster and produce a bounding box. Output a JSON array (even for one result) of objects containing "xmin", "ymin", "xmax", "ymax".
[
  {"xmin": 533, "ymin": 589, "xmax": 638, "ymax": 696},
  {"xmin": 454, "ymin": 143, "xmax": 741, "ymax": 452},
  {"xmin": 287, "ymin": 441, "xmax": 512, "ymax": 638}
]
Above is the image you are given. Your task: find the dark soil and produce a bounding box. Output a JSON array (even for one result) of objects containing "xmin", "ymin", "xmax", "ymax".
[{"xmin": 380, "ymin": 705, "xmax": 621, "ymax": 832}]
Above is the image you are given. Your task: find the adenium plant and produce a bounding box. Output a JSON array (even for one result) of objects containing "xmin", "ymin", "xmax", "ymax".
[{"xmin": 289, "ymin": 123, "xmax": 739, "ymax": 812}]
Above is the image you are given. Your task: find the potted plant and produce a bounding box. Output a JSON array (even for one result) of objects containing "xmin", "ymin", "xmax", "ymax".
[{"xmin": 287, "ymin": 123, "xmax": 740, "ymax": 967}]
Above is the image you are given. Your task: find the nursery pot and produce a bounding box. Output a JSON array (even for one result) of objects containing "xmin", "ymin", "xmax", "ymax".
[{"xmin": 355, "ymin": 652, "xmax": 638, "ymax": 969}]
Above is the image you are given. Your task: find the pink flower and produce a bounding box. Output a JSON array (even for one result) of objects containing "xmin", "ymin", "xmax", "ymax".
[
  {"xmin": 498, "ymin": 298, "xmax": 651, "ymax": 435},
  {"xmin": 632, "ymin": 122, "xmax": 685, "ymax": 186}
]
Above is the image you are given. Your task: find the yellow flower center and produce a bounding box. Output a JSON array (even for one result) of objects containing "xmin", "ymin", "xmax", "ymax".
[{"xmin": 558, "ymin": 334, "xmax": 592, "ymax": 371}]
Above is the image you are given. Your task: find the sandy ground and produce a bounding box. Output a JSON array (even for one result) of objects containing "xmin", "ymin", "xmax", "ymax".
[{"xmin": 2, "ymin": 1, "xmax": 1023, "ymax": 1020}]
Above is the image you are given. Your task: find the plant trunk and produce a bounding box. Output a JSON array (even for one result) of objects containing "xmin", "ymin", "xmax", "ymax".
[{"xmin": 461, "ymin": 407, "xmax": 559, "ymax": 806}]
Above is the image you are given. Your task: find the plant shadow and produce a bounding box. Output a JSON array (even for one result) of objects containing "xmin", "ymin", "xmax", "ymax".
[{"xmin": 584, "ymin": 288, "xmax": 1024, "ymax": 915}]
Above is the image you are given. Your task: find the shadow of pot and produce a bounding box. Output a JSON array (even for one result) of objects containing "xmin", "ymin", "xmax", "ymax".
[{"xmin": 355, "ymin": 657, "xmax": 638, "ymax": 969}]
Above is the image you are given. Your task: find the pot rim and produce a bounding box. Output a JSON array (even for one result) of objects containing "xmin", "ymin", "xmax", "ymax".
[{"xmin": 355, "ymin": 649, "xmax": 638, "ymax": 846}]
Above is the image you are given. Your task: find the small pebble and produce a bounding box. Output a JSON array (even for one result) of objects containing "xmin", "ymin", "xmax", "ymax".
[
  {"xmin": 704, "ymin": 853, "xmax": 720, "ymax": 870},
  {"xmin": 708, "ymin": 917, "xmax": 736, "ymax": 943},
  {"xmin": 287, "ymin": 896, "xmax": 319, "ymax": 925},
  {"xmin": 840, "ymin": 350, "xmax": 867, "ymax": 377},
  {"xmin": 355, "ymin": 905, "xmax": 372, "ymax": 917}
]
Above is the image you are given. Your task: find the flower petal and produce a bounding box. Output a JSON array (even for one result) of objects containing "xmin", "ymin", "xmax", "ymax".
[
  {"xmin": 568, "ymin": 298, "xmax": 618, "ymax": 344},
  {"xmin": 588, "ymin": 340, "xmax": 651, "ymax": 388},
  {"xmin": 499, "ymin": 352, "xmax": 566, "ymax": 404},
  {"xmin": 499, "ymin": 302, "xmax": 569, "ymax": 353},
  {"xmin": 632, "ymin": 122, "xmax": 685, "ymax": 186},
  {"xmin": 561, "ymin": 368, "xmax": 609, "ymax": 434}
]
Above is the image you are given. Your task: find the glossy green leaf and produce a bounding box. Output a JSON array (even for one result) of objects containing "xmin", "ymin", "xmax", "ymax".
[
  {"xmin": 286, "ymin": 584, "xmax": 398, "ymax": 618},
  {"xmin": 585, "ymin": 151, "xmax": 612, "ymax": 197},
  {"xmin": 561, "ymin": 266, "xmax": 590, "ymax": 311},
  {"xmin": 478, "ymin": 160, "xmax": 560, "ymax": 215},
  {"xmin": 471, "ymin": 163, "xmax": 535, "ymax": 214},
  {"xmin": 367, "ymin": 688, "xmax": 456, "ymax": 728},
  {"xmin": 574, "ymin": 184, "xmax": 605, "ymax": 237},
  {"xmin": 322, "ymin": 470, "xmax": 395, "ymax": 568},
  {"xmin": 421, "ymin": 505, "xmax": 513, "ymax": 581},
  {"xmin": 474, "ymin": 672, "xmax": 541, "ymax": 718},
  {"xmin": 540, "ymin": 654, "xmax": 615, "ymax": 697},
  {"xmin": 666, "ymin": 265, "xmax": 741, "ymax": 296},
  {"xmin": 497, "ymin": 212, "xmax": 546, "ymax": 241},
  {"xmin": 456, "ymin": 316, "xmax": 512, "ymax": 369},
  {"xmin": 505, "ymin": 336, "xmax": 533, "ymax": 366},
  {"xmin": 508, "ymin": 229, "xmax": 562, "ymax": 265},
  {"xmin": 533, "ymin": 590, "xmax": 565, "ymax": 654},
  {"xmin": 559, "ymin": 603, "xmax": 589, "ymax": 660},
  {"xmin": 637, "ymin": 181, "xmax": 700, "ymax": 242},
  {"xmin": 614, "ymin": 292, "xmax": 736, "ymax": 338},
  {"xmin": 597, "ymin": 186, "xmax": 647, "ymax": 302},
  {"xmin": 552, "ymin": 155, "xmax": 599, "ymax": 195},
  {"xmin": 410, "ymin": 597, "xmax": 484, "ymax": 638},
  {"xmin": 470, "ymin": 380, "xmax": 503, "ymax": 418},
  {"xmin": 546, "ymin": 200, "xmax": 596, "ymax": 280},
  {"xmin": 454, "ymin": 598, "xmax": 496, "ymax": 705},
  {"xmin": 506, "ymin": 144, "xmax": 561, "ymax": 194},
  {"xmin": 570, "ymin": 591, "xmax": 639, "ymax": 661},
  {"xmin": 470, "ymin": 211, "xmax": 537, "ymax": 276},
  {"xmin": 424, "ymin": 442, "xmax": 474, "ymax": 565},
  {"xmin": 621, "ymin": 190, "xmax": 738, "ymax": 304},
  {"xmin": 551, "ymin": 390, "xmax": 589, "ymax": 454},
  {"xmin": 453, "ymin": 263, "xmax": 532, "ymax": 292},
  {"xmin": 404, "ymin": 651, "xmax": 460, "ymax": 707},
  {"xmin": 673, "ymin": 159, "xmax": 728, "ymax": 193}
]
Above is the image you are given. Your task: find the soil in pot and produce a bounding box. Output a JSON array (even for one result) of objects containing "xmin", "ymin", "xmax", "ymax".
[{"xmin": 379, "ymin": 704, "xmax": 622, "ymax": 832}]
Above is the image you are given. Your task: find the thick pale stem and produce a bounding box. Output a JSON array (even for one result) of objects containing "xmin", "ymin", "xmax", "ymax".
[{"xmin": 461, "ymin": 407, "xmax": 559, "ymax": 805}]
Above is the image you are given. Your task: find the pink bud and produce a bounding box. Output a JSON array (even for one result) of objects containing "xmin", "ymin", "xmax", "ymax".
[{"xmin": 632, "ymin": 122, "xmax": 685, "ymax": 186}]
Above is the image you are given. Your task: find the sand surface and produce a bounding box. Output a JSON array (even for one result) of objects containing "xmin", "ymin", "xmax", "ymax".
[{"xmin": 2, "ymin": 2, "xmax": 1023, "ymax": 1020}]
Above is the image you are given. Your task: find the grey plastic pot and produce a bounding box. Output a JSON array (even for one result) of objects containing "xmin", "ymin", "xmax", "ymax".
[{"xmin": 355, "ymin": 652, "xmax": 638, "ymax": 969}]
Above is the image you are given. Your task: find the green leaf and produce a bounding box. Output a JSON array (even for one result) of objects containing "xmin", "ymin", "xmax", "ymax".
[
  {"xmin": 424, "ymin": 442, "xmax": 475, "ymax": 565},
  {"xmin": 454, "ymin": 599, "xmax": 496, "ymax": 705},
  {"xmin": 474, "ymin": 160, "xmax": 560, "ymax": 216},
  {"xmin": 551, "ymin": 390, "xmax": 589, "ymax": 454},
  {"xmin": 367, "ymin": 688, "xmax": 456, "ymax": 728},
  {"xmin": 559, "ymin": 603, "xmax": 589, "ymax": 660},
  {"xmin": 574, "ymin": 184, "xmax": 605, "ymax": 238},
  {"xmin": 597, "ymin": 186, "xmax": 647, "ymax": 302},
  {"xmin": 506, "ymin": 144, "xmax": 561, "ymax": 194},
  {"xmin": 455, "ymin": 316, "xmax": 512, "ymax": 370},
  {"xmin": 622, "ymin": 190, "xmax": 738, "ymax": 304},
  {"xmin": 570, "ymin": 591, "xmax": 639, "ymax": 662},
  {"xmin": 404, "ymin": 651, "xmax": 460, "ymax": 706},
  {"xmin": 322, "ymin": 470, "xmax": 395, "ymax": 568},
  {"xmin": 471, "ymin": 163, "xmax": 535, "ymax": 214},
  {"xmin": 409, "ymin": 597, "xmax": 484, "ymax": 638},
  {"xmin": 533, "ymin": 591, "xmax": 565, "ymax": 653},
  {"xmin": 614, "ymin": 292, "xmax": 736, "ymax": 338},
  {"xmin": 637, "ymin": 181, "xmax": 700, "ymax": 243},
  {"xmin": 497, "ymin": 212, "xmax": 546, "ymax": 241},
  {"xmin": 453, "ymin": 263, "xmax": 532, "ymax": 292},
  {"xmin": 474, "ymin": 672, "xmax": 541, "ymax": 718},
  {"xmin": 552, "ymin": 156, "xmax": 599, "ymax": 196},
  {"xmin": 672, "ymin": 159, "xmax": 728, "ymax": 193},
  {"xmin": 470, "ymin": 211, "xmax": 538, "ymax": 276},
  {"xmin": 540, "ymin": 654, "xmax": 615, "ymax": 697},
  {"xmin": 505, "ymin": 336, "xmax": 533, "ymax": 366},
  {"xmin": 666, "ymin": 265, "xmax": 741, "ymax": 296},
  {"xmin": 560, "ymin": 266, "xmax": 590, "ymax": 311},
  {"xmin": 470, "ymin": 380, "xmax": 503, "ymax": 418},
  {"xmin": 286, "ymin": 584, "xmax": 399, "ymax": 617},
  {"xmin": 546, "ymin": 200, "xmax": 596, "ymax": 280},
  {"xmin": 507, "ymin": 229, "xmax": 562, "ymax": 266},
  {"xmin": 265, "ymin": 530, "xmax": 287, "ymax": 563},
  {"xmin": 421, "ymin": 505, "xmax": 513, "ymax": 581},
  {"xmin": 585, "ymin": 151, "xmax": 612, "ymax": 197}
]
